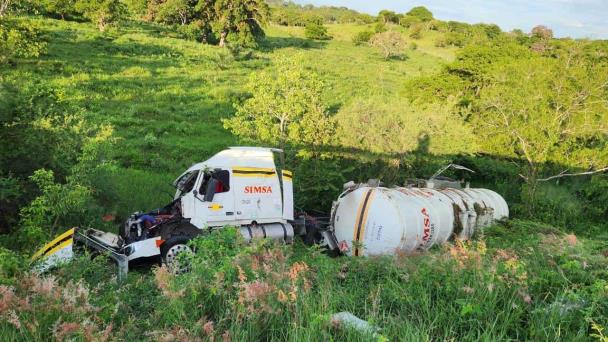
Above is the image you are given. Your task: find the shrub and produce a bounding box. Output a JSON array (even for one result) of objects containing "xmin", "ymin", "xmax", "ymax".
[
  {"xmin": 374, "ymin": 21, "xmax": 386, "ymax": 33},
  {"xmin": 369, "ymin": 31, "xmax": 406, "ymax": 59},
  {"xmin": 0, "ymin": 18, "xmax": 46, "ymax": 63},
  {"xmin": 409, "ymin": 23, "xmax": 423, "ymax": 39},
  {"xmin": 352, "ymin": 30, "xmax": 373, "ymax": 45},
  {"xmin": 304, "ymin": 19, "xmax": 331, "ymax": 40}
]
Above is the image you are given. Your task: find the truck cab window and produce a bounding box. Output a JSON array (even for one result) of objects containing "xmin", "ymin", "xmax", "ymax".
[
  {"xmin": 200, "ymin": 170, "xmax": 230, "ymax": 195},
  {"xmin": 175, "ymin": 170, "xmax": 199, "ymax": 196}
]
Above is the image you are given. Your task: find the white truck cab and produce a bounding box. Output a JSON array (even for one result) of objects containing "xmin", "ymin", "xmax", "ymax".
[{"xmin": 174, "ymin": 147, "xmax": 294, "ymax": 228}]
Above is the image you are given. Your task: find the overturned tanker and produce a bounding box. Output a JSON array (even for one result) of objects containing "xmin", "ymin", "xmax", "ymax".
[{"xmin": 326, "ymin": 180, "xmax": 508, "ymax": 257}]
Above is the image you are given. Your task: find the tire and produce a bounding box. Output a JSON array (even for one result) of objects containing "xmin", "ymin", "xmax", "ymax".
[{"xmin": 160, "ymin": 235, "xmax": 194, "ymax": 274}]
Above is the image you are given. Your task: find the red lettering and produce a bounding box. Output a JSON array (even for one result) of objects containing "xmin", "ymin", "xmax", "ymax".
[
  {"xmin": 243, "ymin": 186, "xmax": 272, "ymax": 194},
  {"xmin": 421, "ymin": 208, "xmax": 431, "ymax": 242}
]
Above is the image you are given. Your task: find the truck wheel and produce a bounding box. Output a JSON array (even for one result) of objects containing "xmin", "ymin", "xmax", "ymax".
[{"xmin": 161, "ymin": 236, "xmax": 193, "ymax": 274}]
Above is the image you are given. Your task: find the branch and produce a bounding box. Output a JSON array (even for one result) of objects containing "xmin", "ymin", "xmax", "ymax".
[{"xmin": 537, "ymin": 166, "xmax": 608, "ymax": 182}]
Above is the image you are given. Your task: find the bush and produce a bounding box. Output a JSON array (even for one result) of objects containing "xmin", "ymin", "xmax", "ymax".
[
  {"xmin": 409, "ymin": 23, "xmax": 423, "ymax": 39},
  {"xmin": 352, "ymin": 30, "xmax": 373, "ymax": 45},
  {"xmin": 0, "ymin": 18, "xmax": 46, "ymax": 63},
  {"xmin": 399, "ymin": 15, "xmax": 421, "ymax": 28},
  {"xmin": 369, "ymin": 31, "xmax": 406, "ymax": 59},
  {"xmin": 304, "ymin": 20, "xmax": 331, "ymax": 40}
]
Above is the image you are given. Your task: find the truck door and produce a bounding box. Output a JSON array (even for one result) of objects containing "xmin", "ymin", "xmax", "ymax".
[{"xmin": 199, "ymin": 169, "xmax": 235, "ymax": 226}]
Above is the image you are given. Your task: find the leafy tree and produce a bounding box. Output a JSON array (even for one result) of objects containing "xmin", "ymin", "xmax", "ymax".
[
  {"xmin": 75, "ymin": 0, "xmax": 127, "ymax": 31},
  {"xmin": 399, "ymin": 15, "xmax": 420, "ymax": 28},
  {"xmin": 473, "ymin": 48, "xmax": 608, "ymax": 194},
  {"xmin": 223, "ymin": 55, "xmax": 335, "ymax": 153},
  {"xmin": 42, "ymin": 0, "xmax": 77, "ymax": 19},
  {"xmin": 211, "ymin": 0, "xmax": 269, "ymax": 48},
  {"xmin": 304, "ymin": 16, "xmax": 330, "ymax": 40},
  {"xmin": 369, "ymin": 31, "xmax": 406, "ymax": 59},
  {"xmin": 377, "ymin": 9, "xmax": 399, "ymax": 24},
  {"xmin": 155, "ymin": 0, "xmax": 196, "ymax": 25},
  {"xmin": 406, "ymin": 6, "xmax": 433, "ymax": 21}
]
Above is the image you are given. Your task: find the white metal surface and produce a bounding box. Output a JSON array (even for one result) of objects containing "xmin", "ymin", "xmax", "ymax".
[
  {"xmin": 175, "ymin": 147, "xmax": 290, "ymax": 228},
  {"xmin": 331, "ymin": 185, "xmax": 508, "ymax": 257}
]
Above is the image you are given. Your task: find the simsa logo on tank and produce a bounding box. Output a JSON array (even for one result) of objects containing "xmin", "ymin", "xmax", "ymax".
[{"xmin": 244, "ymin": 186, "xmax": 273, "ymax": 194}]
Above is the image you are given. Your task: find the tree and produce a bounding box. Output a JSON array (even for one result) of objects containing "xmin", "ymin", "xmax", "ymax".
[
  {"xmin": 473, "ymin": 48, "xmax": 608, "ymax": 195},
  {"xmin": 377, "ymin": 9, "xmax": 398, "ymax": 24},
  {"xmin": 369, "ymin": 31, "xmax": 406, "ymax": 59},
  {"xmin": 0, "ymin": 0, "xmax": 11, "ymax": 17},
  {"xmin": 75, "ymin": 0, "xmax": 127, "ymax": 31},
  {"xmin": 211, "ymin": 0, "xmax": 269, "ymax": 47},
  {"xmin": 42, "ymin": 0, "xmax": 77, "ymax": 20},
  {"xmin": 223, "ymin": 55, "xmax": 335, "ymax": 153},
  {"xmin": 531, "ymin": 25, "xmax": 553, "ymax": 40},
  {"xmin": 304, "ymin": 16, "xmax": 330, "ymax": 40},
  {"xmin": 406, "ymin": 6, "xmax": 433, "ymax": 21},
  {"xmin": 156, "ymin": 0, "xmax": 195, "ymax": 25}
]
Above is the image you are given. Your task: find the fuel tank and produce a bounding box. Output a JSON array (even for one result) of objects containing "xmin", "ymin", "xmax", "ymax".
[{"xmin": 330, "ymin": 185, "xmax": 508, "ymax": 256}]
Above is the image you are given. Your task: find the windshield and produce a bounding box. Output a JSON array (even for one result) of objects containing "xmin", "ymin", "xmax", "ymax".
[{"xmin": 174, "ymin": 170, "xmax": 199, "ymax": 196}]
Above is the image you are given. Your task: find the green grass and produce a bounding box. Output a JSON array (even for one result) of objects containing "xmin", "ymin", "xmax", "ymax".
[
  {"xmin": 4, "ymin": 17, "xmax": 454, "ymax": 219},
  {"xmin": 1, "ymin": 221, "xmax": 606, "ymax": 340}
]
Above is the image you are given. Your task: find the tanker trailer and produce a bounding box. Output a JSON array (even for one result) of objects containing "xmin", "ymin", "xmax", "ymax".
[{"xmin": 327, "ymin": 181, "xmax": 508, "ymax": 257}]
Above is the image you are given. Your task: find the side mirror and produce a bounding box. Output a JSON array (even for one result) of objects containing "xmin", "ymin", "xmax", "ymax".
[{"xmin": 204, "ymin": 178, "xmax": 217, "ymax": 202}]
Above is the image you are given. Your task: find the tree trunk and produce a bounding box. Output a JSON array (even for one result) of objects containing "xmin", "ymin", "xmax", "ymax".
[
  {"xmin": 98, "ymin": 17, "xmax": 107, "ymax": 32},
  {"xmin": 219, "ymin": 31, "xmax": 227, "ymax": 47}
]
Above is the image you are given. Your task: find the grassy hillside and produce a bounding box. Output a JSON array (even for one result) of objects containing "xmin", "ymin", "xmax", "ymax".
[{"xmin": 4, "ymin": 18, "xmax": 454, "ymax": 218}]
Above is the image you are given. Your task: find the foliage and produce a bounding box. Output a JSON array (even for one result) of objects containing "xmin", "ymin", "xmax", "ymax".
[
  {"xmin": 377, "ymin": 9, "xmax": 399, "ymax": 24},
  {"xmin": 155, "ymin": 0, "xmax": 195, "ymax": 25},
  {"xmin": 270, "ymin": 2, "xmax": 373, "ymax": 26},
  {"xmin": 0, "ymin": 18, "xmax": 46, "ymax": 63},
  {"xmin": 75, "ymin": 0, "xmax": 127, "ymax": 31},
  {"xmin": 406, "ymin": 6, "xmax": 433, "ymax": 21},
  {"xmin": 304, "ymin": 16, "xmax": 331, "ymax": 40},
  {"xmin": 3, "ymin": 221, "xmax": 607, "ymax": 340},
  {"xmin": 335, "ymin": 99, "xmax": 477, "ymax": 156},
  {"xmin": 40, "ymin": 0, "xmax": 78, "ymax": 20},
  {"xmin": 409, "ymin": 23, "xmax": 423, "ymax": 39},
  {"xmin": 369, "ymin": 30, "xmax": 406, "ymax": 59},
  {"xmin": 224, "ymin": 55, "xmax": 335, "ymax": 153},
  {"xmin": 531, "ymin": 25, "xmax": 553, "ymax": 40},
  {"xmin": 473, "ymin": 47, "xmax": 608, "ymax": 187},
  {"xmin": 399, "ymin": 15, "xmax": 421, "ymax": 28},
  {"xmin": 351, "ymin": 29, "xmax": 373, "ymax": 45},
  {"xmin": 211, "ymin": 0, "xmax": 269, "ymax": 47}
]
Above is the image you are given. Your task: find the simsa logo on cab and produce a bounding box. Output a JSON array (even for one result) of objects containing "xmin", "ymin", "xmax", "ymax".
[{"xmin": 244, "ymin": 186, "xmax": 273, "ymax": 194}]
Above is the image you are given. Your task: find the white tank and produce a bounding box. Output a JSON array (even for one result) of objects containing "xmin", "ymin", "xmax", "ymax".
[{"xmin": 330, "ymin": 185, "xmax": 508, "ymax": 257}]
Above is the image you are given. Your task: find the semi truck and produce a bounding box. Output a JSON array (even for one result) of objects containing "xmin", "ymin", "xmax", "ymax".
[{"xmin": 32, "ymin": 147, "xmax": 509, "ymax": 279}]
